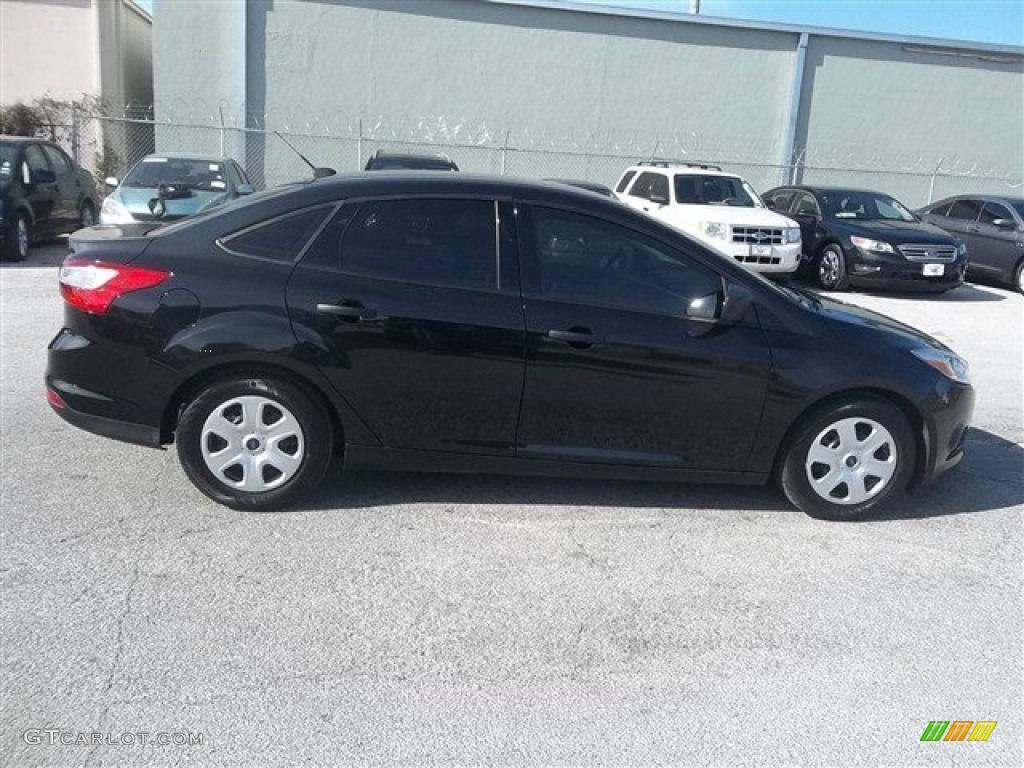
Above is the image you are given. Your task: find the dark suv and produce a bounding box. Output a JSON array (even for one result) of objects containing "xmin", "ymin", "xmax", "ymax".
[
  {"xmin": 763, "ymin": 186, "xmax": 968, "ymax": 292},
  {"xmin": 47, "ymin": 173, "xmax": 973, "ymax": 521},
  {"xmin": 364, "ymin": 149, "xmax": 459, "ymax": 171},
  {"xmin": 1, "ymin": 135, "xmax": 98, "ymax": 261}
]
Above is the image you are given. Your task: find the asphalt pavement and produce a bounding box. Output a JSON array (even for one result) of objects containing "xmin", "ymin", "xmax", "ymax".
[{"xmin": 2, "ymin": 241, "xmax": 1021, "ymax": 766}]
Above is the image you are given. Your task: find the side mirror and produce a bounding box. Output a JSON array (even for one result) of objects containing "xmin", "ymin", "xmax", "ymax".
[
  {"xmin": 236, "ymin": 183, "xmax": 254, "ymax": 195},
  {"xmin": 104, "ymin": 176, "xmax": 119, "ymax": 189},
  {"xmin": 649, "ymin": 193, "xmax": 669, "ymax": 206},
  {"xmin": 34, "ymin": 169, "xmax": 56, "ymax": 184},
  {"xmin": 148, "ymin": 197, "xmax": 167, "ymax": 219},
  {"xmin": 992, "ymin": 218, "xmax": 1017, "ymax": 230},
  {"xmin": 720, "ymin": 282, "xmax": 754, "ymax": 325}
]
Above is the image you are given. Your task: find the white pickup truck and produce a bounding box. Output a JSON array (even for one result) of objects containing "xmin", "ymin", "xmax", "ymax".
[{"xmin": 614, "ymin": 161, "xmax": 802, "ymax": 275}]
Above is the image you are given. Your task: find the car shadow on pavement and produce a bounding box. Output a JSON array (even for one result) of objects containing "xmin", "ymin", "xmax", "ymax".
[
  {"xmin": 835, "ymin": 282, "xmax": 1008, "ymax": 303},
  {"xmin": 295, "ymin": 427, "xmax": 1022, "ymax": 519}
]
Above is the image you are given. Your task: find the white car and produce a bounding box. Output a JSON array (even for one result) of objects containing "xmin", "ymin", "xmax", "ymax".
[{"xmin": 614, "ymin": 161, "xmax": 802, "ymax": 275}]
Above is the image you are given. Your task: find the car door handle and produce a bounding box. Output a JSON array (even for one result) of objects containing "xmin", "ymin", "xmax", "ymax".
[
  {"xmin": 967, "ymin": 225, "xmax": 981, "ymax": 233},
  {"xmin": 315, "ymin": 302, "xmax": 377, "ymax": 322},
  {"xmin": 546, "ymin": 328, "xmax": 604, "ymax": 348}
]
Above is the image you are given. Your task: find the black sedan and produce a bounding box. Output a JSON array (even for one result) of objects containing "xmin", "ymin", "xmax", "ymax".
[
  {"xmin": 47, "ymin": 174, "xmax": 973, "ymax": 521},
  {"xmin": 763, "ymin": 186, "xmax": 968, "ymax": 292},
  {"xmin": 1, "ymin": 135, "xmax": 99, "ymax": 261},
  {"xmin": 918, "ymin": 195, "xmax": 1024, "ymax": 293}
]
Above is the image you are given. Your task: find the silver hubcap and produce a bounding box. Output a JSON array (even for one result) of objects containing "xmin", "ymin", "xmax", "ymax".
[
  {"xmin": 805, "ymin": 417, "xmax": 897, "ymax": 505},
  {"xmin": 200, "ymin": 396, "xmax": 304, "ymax": 493},
  {"xmin": 16, "ymin": 218, "xmax": 28, "ymax": 257},
  {"xmin": 819, "ymin": 251, "xmax": 840, "ymax": 286}
]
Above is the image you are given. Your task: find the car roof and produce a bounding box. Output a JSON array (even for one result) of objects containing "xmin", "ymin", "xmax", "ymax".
[
  {"xmin": 776, "ymin": 185, "xmax": 889, "ymax": 197},
  {"xmin": 371, "ymin": 150, "xmax": 453, "ymax": 162},
  {"xmin": 142, "ymin": 153, "xmax": 232, "ymax": 162},
  {"xmin": 626, "ymin": 163, "xmax": 740, "ymax": 178},
  {"xmin": 931, "ymin": 193, "xmax": 1024, "ymax": 205}
]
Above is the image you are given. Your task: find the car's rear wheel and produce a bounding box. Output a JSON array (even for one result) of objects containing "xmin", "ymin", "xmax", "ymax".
[
  {"xmin": 1014, "ymin": 260, "xmax": 1024, "ymax": 294},
  {"xmin": 79, "ymin": 200, "xmax": 96, "ymax": 229},
  {"xmin": 815, "ymin": 244, "xmax": 848, "ymax": 291},
  {"xmin": 2, "ymin": 213, "xmax": 30, "ymax": 262},
  {"xmin": 779, "ymin": 398, "xmax": 915, "ymax": 520},
  {"xmin": 176, "ymin": 376, "xmax": 333, "ymax": 510}
]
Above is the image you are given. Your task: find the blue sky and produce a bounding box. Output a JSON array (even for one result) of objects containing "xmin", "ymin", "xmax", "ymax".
[
  {"xmin": 571, "ymin": 0, "xmax": 1024, "ymax": 46},
  {"xmin": 133, "ymin": 0, "xmax": 1023, "ymax": 47}
]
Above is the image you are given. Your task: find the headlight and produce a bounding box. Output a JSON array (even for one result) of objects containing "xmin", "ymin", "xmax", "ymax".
[
  {"xmin": 701, "ymin": 222, "xmax": 729, "ymax": 240},
  {"xmin": 99, "ymin": 196, "xmax": 134, "ymax": 225},
  {"xmin": 784, "ymin": 227, "xmax": 801, "ymax": 244},
  {"xmin": 850, "ymin": 235, "xmax": 894, "ymax": 253},
  {"xmin": 911, "ymin": 348, "xmax": 970, "ymax": 385}
]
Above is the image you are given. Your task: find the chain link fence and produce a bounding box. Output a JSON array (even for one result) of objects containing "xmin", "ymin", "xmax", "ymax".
[{"xmin": 37, "ymin": 109, "xmax": 1024, "ymax": 208}]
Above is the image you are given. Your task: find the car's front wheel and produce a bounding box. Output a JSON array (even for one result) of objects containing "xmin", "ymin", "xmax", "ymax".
[
  {"xmin": 79, "ymin": 200, "xmax": 96, "ymax": 229},
  {"xmin": 779, "ymin": 398, "xmax": 915, "ymax": 520},
  {"xmin": 815, "ymin": 244, "xmax": 849, "ymax": 291},
  {"xmin": 176, "ymin": 376, "xmax": 333, "ymax": 510}
]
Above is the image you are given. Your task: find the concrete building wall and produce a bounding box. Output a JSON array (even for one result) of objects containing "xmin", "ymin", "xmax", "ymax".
[
  {"xmin": 0, "ymin": 0, "xmax": 99, "ymax": 103},
  {"xmin": 150, "ymin": 0, "xmax": 1023, "ymax": 204}
]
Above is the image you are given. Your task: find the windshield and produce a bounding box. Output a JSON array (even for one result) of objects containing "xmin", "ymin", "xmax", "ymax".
[
  {"xmin": 819, "ymin": 191, "xmax": 916, "ymax": 222},
  {"xmin": 0, "ymin": 143, "xmax": 18, "ymax": 180},
  {"xmin": 674, "ymin": 174, "xmax": 760, "ymax": 207},
  {"xmin": 123, "ymin": 157, "xmax": 228, "ymax": 192}
]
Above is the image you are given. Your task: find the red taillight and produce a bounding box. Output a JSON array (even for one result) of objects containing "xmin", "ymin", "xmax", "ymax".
[
  {"xmin": 46, "ymin": 387, "xmax": 66, "ymax": 409},
  {"xmin": 59, "ymin": 258, "xmax": 170, "ymax": 315}
]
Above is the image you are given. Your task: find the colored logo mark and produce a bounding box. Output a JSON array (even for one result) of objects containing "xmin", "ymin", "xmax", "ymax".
[{"xmin": 920, "ymin": 721, "xmax": 997, "ymax": 742}]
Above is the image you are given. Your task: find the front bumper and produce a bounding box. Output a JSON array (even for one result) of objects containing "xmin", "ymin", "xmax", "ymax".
[
  {"xmin": 702, "ymin": 239, "xmax": 802, "ymax": 274},
  {"xmin": 847, "ymin": 248, "xmax": 968, "ymax": 292},
  {"xmin": 917, "ymin": 378, "xmax": 974, "ymax": 488}
]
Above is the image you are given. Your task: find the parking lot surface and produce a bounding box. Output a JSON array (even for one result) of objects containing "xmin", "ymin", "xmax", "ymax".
[{"xmin": 2, "ymin": 242, "xmax": 1021, "ymax": 765}]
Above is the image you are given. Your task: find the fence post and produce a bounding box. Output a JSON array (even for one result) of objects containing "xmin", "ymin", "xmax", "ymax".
[
  {"xmin": 927, "ymin": 157, "xmax": 945, "ymax": 204},
  {"xmin": 789, "ymin": 147, "xmax": 806, "ymax": 185},
  {"xmin": 70, "ymin": 103, "xmax": 80, "ymax": 165},
  {"xmin": 219, "ymin": 107, "xmax": 226, "ymax": 157},
  {"xmin": 357, "ymin": 118, "xmax": 363, "ymax": 169},
  {"xmin": 500, "ymin": 129, "xmax": 511, "ymax": 175}
]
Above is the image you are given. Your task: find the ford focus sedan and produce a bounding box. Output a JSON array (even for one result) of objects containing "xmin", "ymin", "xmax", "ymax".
[{"xmin": 47, "ymin": 174, "xmax": 973, "ymax": 521}]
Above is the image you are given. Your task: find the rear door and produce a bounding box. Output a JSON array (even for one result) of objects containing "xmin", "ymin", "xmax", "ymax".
[
  {"xmin": 41, "ymin": 143, "xmax": 79, "ymax": 230},
  {"xmin": 515, "ymin": 203, "xmax": 771, "ymax": 471},
  {"xmin": 286, "ymin": 197, "xmax": 526, "ymax": 456},
  {"xmin": 941, "ymin": 198, "xmax": 984, "ymax": 257}
]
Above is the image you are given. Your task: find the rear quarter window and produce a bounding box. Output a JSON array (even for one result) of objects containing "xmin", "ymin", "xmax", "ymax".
[{"xmin": 219, "ymin": 207, "xmax": 332, "ymax": 262}]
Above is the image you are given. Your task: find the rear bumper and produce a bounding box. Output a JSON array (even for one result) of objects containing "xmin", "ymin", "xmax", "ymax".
[{"xmin": 47, "ymin": 388, "xmax": 163, "ymax": 447}]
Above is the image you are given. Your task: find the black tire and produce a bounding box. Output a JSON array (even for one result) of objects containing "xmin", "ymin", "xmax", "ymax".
[
  {"xmin": 2, "ymin": 212, "xmax": 30, "ymax": 262},
  {"xmin": 815, "ymin": 243, "xmax": 849, "ymax": 291},
  {"xmin": 79, "ymin": 200, "xmax": 96, "ymax": 229},
  {"xmin": 778, "ymin": 398, "xmax": 916, "ymax": 521},
  {"xmin": 1014, "ymin": 260, "xmax": 1024, "ymax": 294},
  {"xmin": 176, "ymin": 376, "xmax": 333, "ymax": 511}
]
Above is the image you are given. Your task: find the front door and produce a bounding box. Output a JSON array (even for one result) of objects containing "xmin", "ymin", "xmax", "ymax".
[
  {"xmin": 286, "ymin": 197, "xmax": 526, "ymax": 456},
  {"xmin": 515, "ymin": 204, "xmax": 771, "ymax": 471},
  {"xmin": 971, "ymin": 201, "xmax": 1022, "ymax": 280}
]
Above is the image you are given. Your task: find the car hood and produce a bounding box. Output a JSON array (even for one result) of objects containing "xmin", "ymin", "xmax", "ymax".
[
  {"xmin": 695, "ymin": 205, "xmax": 796, "ymax": 228},
  {"xmin": 116, "ymin": 186, "xmax": 230, "ymax": 217},
  {"xmin": 815, "ymin": 294, "xmax": 951, "ymax": 352},
  {"xmin": 836, "ymin": 218, "xmax": 958, "ymax": 244}
]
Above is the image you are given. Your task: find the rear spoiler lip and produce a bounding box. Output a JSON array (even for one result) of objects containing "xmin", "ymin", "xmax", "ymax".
[{"xmin": 67, "ymin": 223, "xmax": 161, "ymax": 263}]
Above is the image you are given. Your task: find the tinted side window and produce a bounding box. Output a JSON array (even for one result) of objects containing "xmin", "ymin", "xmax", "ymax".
[
  {"xmin": 24, "ymin": 144, "xmax": 49, "ymax": 175},
  {"xmin": 41, "ymin": 145, "xmax": 72, "ymax": 175},
  {"xmin": 629, "ymin": 171, "xmax": 669, "ymax": 202},
  {"xmin": 340, "ymin": 199, "xmax": 497, "ymax": 291},
  {"xmin": 947, "ymin": 199, "xmax": 983, "ymax": 221},
  {"xmin": 530, "ymin": 206, "xmax": 723, "ymax": 319},
  {"xmin": 222, "ymin": 207, "xmax": 331, "ymax": 262},
  {"xmin": 925, "ymin": 200, "xmax": 952, "ymax": 217},
  {"xmin": 615, "ymin": 170, "xmax": 637, "ymax": 193},
  {"xmin": 979, "ymin": 201, "xmax": 1013, "ymax": 225}
]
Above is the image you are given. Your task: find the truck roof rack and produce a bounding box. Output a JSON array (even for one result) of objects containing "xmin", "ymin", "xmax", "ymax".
[{"xmin": 637, "ymin": 159, "xmax": 723, "ymax": 171}]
